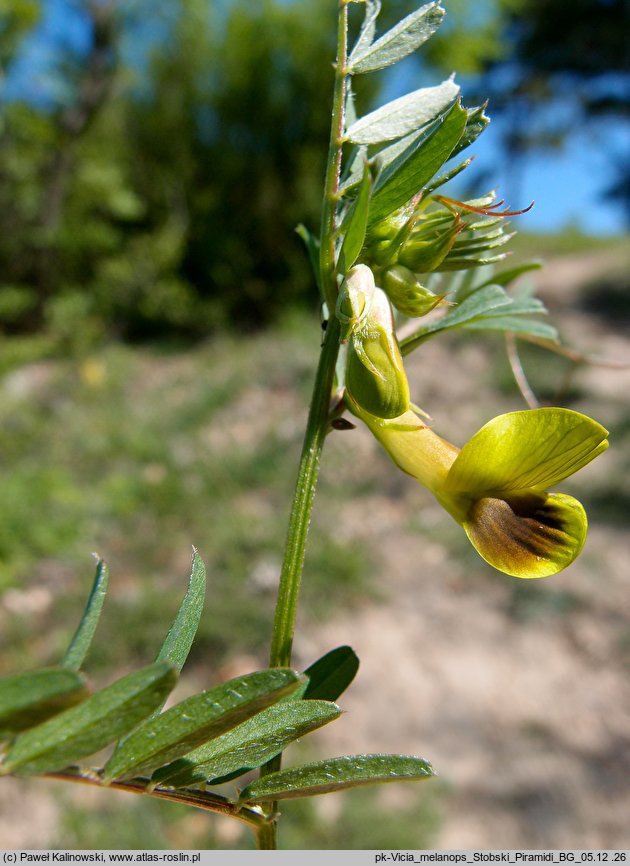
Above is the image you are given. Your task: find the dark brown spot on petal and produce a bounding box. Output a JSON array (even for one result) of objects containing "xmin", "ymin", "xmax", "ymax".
[{"xmin": 465, "ymin": 492, "xmax": 587, "ymax": 578}]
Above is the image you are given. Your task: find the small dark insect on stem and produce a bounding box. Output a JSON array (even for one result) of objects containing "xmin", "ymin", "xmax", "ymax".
[
  {"xmin": 320, "ymin": 319, "xmax": 329, "ymax": 347},
  {"xmin": 331, "ymin": 417, "xmax": 356, "ymax": 431}
]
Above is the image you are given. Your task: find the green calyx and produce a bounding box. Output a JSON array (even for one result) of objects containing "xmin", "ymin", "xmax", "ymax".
[{"xmin": 397, "ymin": 216, "xmax": 461, "ymax": 273}]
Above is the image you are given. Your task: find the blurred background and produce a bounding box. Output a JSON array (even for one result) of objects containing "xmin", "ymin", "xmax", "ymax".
[{"xmin": 0, "ymin": 0, "xmax": 628, "ymax": 850}]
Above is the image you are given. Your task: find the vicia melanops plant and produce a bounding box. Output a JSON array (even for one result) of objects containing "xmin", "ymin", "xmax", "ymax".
[{"xmin": 1, "ymin": 0, "xmax": 609, "ymax": 851}]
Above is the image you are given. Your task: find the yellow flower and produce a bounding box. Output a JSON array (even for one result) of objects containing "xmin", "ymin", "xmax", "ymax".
[{"xmin": 350, "ymin": 404, "xmax": 608, "ymax": 578}]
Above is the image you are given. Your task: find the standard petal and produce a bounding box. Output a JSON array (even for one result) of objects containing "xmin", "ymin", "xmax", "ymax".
[
  {"xmin": 444, "ymin": 408, "xmax": 608, "ymax": 497},
  {"xmin": 463, "ymin": 492, "xmax": 588, "ymax": 578}
]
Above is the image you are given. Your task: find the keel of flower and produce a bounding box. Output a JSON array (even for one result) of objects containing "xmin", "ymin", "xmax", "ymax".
[
  {"xmin": 349, "ymin": 403, "xmax": 608, "ymax": 579},
  {"xmin": 464, "ymin": 491, "xmax": 588, "ymax": 578}
]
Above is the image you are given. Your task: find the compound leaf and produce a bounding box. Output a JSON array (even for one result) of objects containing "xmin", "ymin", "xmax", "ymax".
[{"xmin": 401, "ymin": 284, "xmax": 556, "ymax": 353}]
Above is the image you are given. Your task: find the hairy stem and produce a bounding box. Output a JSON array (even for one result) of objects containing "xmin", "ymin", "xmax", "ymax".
[
  {"xmin": 256, "ymin": 272, "xmax": 341, "ymax": 854},
  {"xmin": 46, "ymin": 770, "xmax": 268, "ymax": 831},
  {"xmin": 268, "ymin": 0, "xmax": 348, "ymax": 685},
  {"xmin": 319, "ymin": 0, "xmax": 350, "ymax": 311},
  {"xmin": 257, "ymin": 1, "xmax": 350, "ymax": 849},
  {"xmin": 268, "ymin": 316, "xmax": 341, "ymax": 670}
]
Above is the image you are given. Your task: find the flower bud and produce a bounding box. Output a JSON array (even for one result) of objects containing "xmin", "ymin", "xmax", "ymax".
[
  {"xmin": 398, "ymin": 220, "xmax": 460, "ymax": 273},
  {"xmin": 367, "ymin": 211, "xmax": 410, "ymax": 243},
  {"xmin": 344, "ymin": 286, "xmax": 410, "ymax": 420},
  {"xmin": 363, "ymin": 208, "xmax": 415, "ymax": 267},
  {"xmin": 381, "ymin": 265, "xmax": 442, "ymax": 318},
  {"xmin": 336, "ymin": 264, "xmax": 375, "ymax": 343}
]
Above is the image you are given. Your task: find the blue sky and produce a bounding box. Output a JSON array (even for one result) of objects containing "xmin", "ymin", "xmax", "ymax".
[
  {"xmin": 463, "ymin": 115, "xmax": 627, "ymax": 235},
  {"xmin": 2, "ymin": 0, "xmax": 627, "ymax": 236}
]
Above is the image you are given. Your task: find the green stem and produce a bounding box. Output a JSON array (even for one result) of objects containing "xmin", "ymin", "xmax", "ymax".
[
  {"xmin": 256, "ymin": 2, "xmax": 350, "ymax": 850},
  {"xmin": 256, "ymin": 820, "xmax": 279, "ymax": 851},
  {"xmin": 319, "ymin": 0, "xmax": 349, "ymax": 311},
  {"xmin": 268, "ymin": 315, "xmax": 341, "ymax": 669},
  {"xmin": 269, "ymin": 0, "xmax": 348, "ymax": 675},
  {"xmin": 256, "ymin": 310, "xmax": 340, "ymax": 852},
  {"xmin": 256, "ymin": 287, "xmax": 341, "ymax": 854}
]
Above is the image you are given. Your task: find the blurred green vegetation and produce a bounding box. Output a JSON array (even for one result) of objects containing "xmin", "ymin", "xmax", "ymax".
[
  {"xmin": 1, "ymin": 0, "xmax": 332, "ymax": 338},
  {"xmin": 2, "ymin": 0, "xmax": 627, "ymax": 344},
  {"xmin": 0, "ymin": 0, "xmax": 357, "ymax": 340},
  {"xmin": 0, "ymin": 310, "xmax": 381, "ymax": 675},
  {"xmin": 5, "ymin": 0, "xmax": 592, "ymax": 345}
]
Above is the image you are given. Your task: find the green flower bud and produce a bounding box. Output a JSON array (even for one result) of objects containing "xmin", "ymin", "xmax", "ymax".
[
  {"xmin": 364, "ymin": 208, "xmax": 416, "ymax": 267},
  {"xmin": 369, "ymin": 239, "xmax": 397, "ymax": 266},
  {"xmin": 338, "ymin": 267, "xmax": 410, "ymax": 420},
  {"xmin": 366, "ymin": 211, "xmax": 410, "ymax": 243},
  {"xmin": 381, "ymin": 265, "xmax": 442, "ymax": 318},
  {"xmin": 336, "ymin": 264, "xmax": 375, "ymax": 343},
  {"xmin": 398, "ymin": 220, "xmax": 460, "ymax": 273}
]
